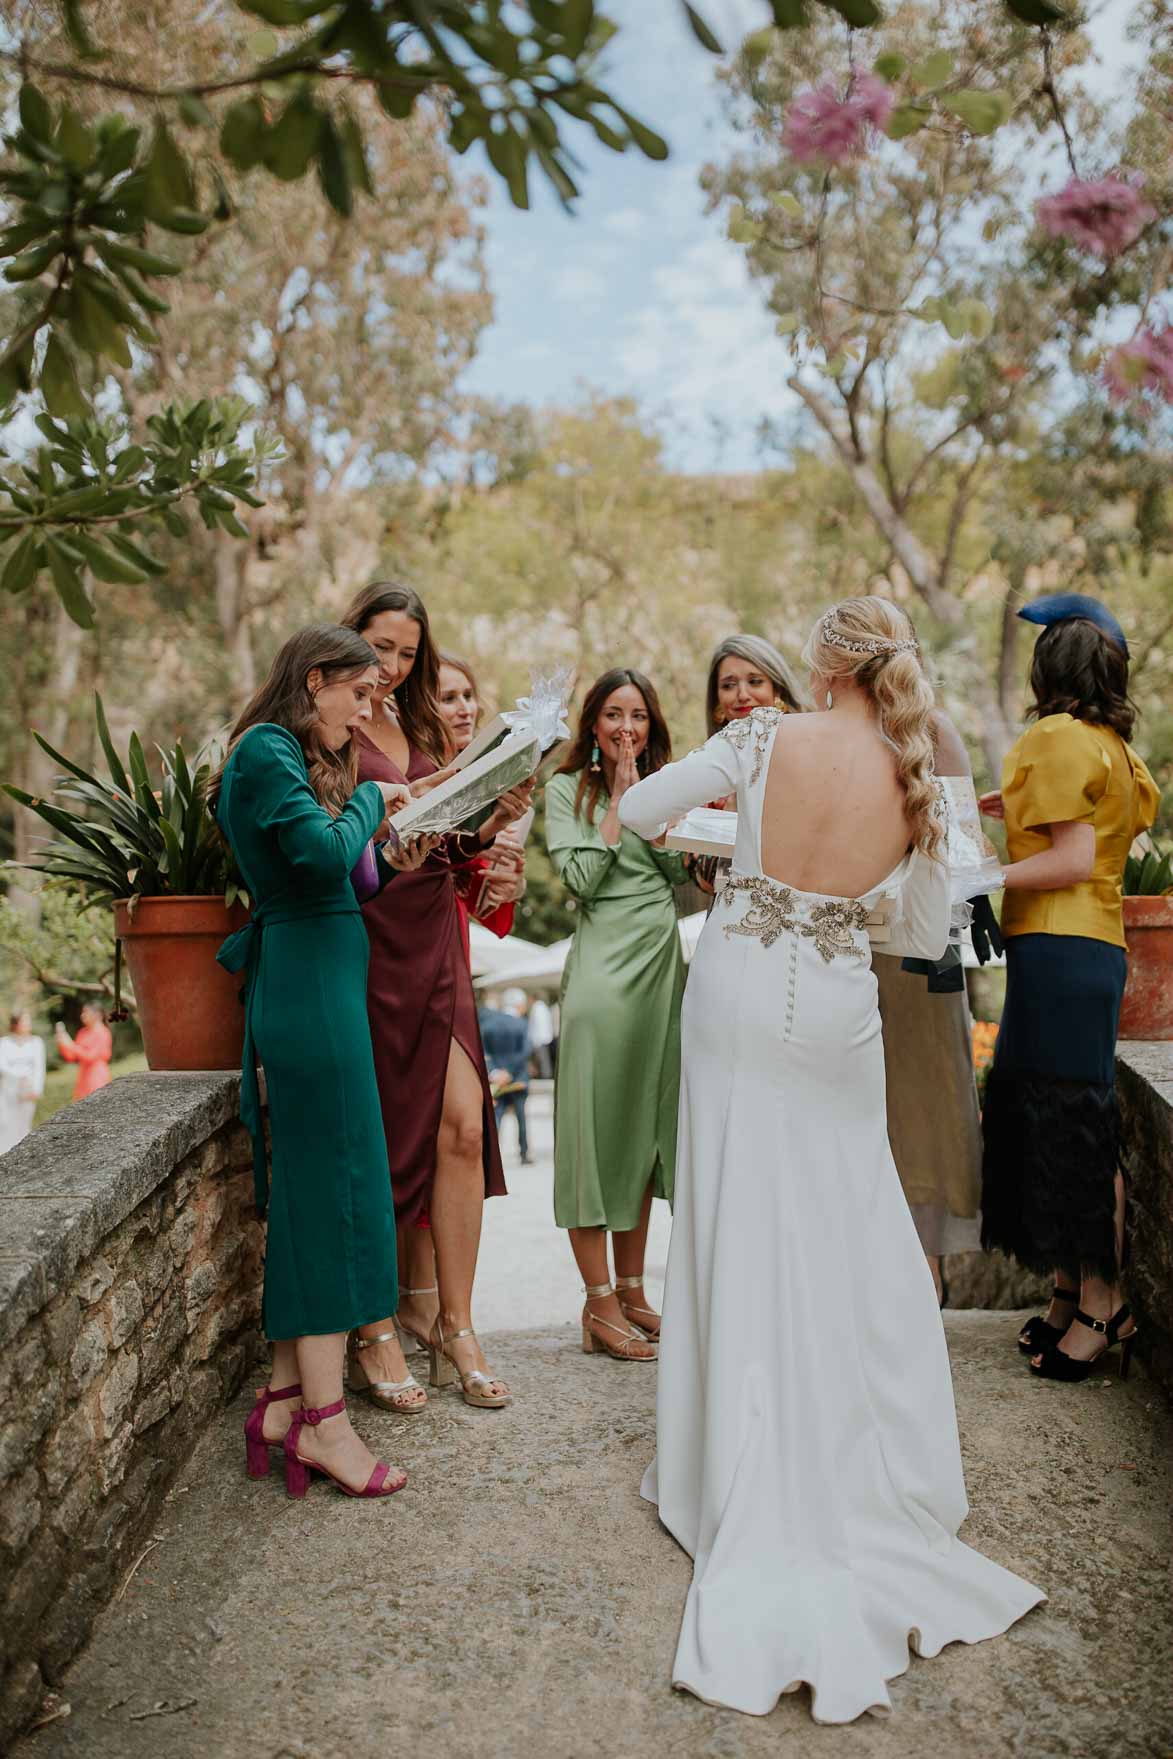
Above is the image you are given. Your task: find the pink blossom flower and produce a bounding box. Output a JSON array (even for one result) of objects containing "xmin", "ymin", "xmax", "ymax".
[
  {"xmin": 782, "ymin": 75, "xmax": 894, "ymax": 166},
  {"xmin": 1036, "ymin": 175, "xmax": 1155, "ymax": 259},
  {"xmin": 1103, "ymin": 325, "xmax": 1173, "ymax": 406}
]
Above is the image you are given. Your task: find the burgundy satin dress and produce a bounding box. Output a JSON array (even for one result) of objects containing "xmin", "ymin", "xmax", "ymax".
[{"xmin": 356, "ymin": 731, "xmax": 506, "ymax": 1226}]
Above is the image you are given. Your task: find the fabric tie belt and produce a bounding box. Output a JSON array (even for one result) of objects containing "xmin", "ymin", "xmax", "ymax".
[{"xmin": 218, "ymin": 901, "xmax": 362, "ymax": 1215}]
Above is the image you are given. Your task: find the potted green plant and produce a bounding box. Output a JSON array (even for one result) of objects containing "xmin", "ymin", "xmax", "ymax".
[
  {"xmin": 5, "ymin": 695, "xmax": 249, "ymax": 1071},
  {"xmin": 1119, "ymin": 843, "xmax": 1173, "ymax": 1042}
]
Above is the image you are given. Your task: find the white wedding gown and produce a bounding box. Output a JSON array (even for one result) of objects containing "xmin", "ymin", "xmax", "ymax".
[{"xmin": 619, "ymin": 708, "xmax": 1043, "ymax": 1725}]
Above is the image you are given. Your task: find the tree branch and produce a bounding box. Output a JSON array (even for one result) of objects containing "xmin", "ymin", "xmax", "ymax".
[{"xmin": 787, "ymin": 373, "xmax": 952, "ymax": 618}]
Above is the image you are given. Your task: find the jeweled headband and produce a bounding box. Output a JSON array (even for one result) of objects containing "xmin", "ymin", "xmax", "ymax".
[{"xmin": 819, "ymin": 614, "xmax": 918, "ymax": 658}]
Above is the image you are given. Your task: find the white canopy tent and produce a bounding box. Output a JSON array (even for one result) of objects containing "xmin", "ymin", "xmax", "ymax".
[{"xmin": 471, "ymin": 912, "xmax": 1002, "ymax": 992}]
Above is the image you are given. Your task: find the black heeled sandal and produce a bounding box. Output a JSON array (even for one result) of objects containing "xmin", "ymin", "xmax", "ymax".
[
  {"xmin": 1029, "ymin": 1304, "xmax": 1137, "ymax": 1382},
  {"xmin": 1017, "ymin": 1285, "xmax": 1079, "ymax": 1354}
]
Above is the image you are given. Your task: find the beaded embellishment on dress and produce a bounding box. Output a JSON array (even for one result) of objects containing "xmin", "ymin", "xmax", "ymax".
[
  {"xmin": 719, "ymin": 706, "xmax": 784, "ymax": 785},
  {"xmin": 719, "ymin": 873, "xmax": 870, "ymax": 964}
]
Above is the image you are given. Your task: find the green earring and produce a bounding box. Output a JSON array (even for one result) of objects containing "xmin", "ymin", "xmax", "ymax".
[{"xmin": 590, "ymin": 740, "xmax": 601, "ymax": 772}]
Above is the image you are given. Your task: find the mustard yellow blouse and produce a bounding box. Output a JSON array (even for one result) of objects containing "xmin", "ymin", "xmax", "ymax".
[{"xmin": 1000, "ymin": 713, "xmax": 1160, "ymax": 948}]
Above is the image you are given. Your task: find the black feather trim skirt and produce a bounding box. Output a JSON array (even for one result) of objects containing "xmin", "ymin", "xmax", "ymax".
[{"xmin": 980, "ymin": 932, "xmax": 1126, "ymax": 1284}]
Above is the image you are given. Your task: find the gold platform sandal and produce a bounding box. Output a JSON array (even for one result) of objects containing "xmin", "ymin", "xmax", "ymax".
[
  {"xmin": 349, "ymin": 1330, "xmax": 428, "ymax": 1414},
  {"xmin": 428, "ymin": 1322, "xmax": 511, "ymax": 1409},
  {"xmin": 395, "ymin": 1283, "xmax": 438, "ymax": 1355},
  {"xmin": 581, "ymin": 1281, "xmax": 658, "ymax": 1361},
  {"xmin": 614, "ymin": 1274, "xmax": 661, "ymax": 1340}
]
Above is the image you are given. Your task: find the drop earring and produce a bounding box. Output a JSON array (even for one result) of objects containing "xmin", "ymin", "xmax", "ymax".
[
  {"xmin": 590, "ymin": 740, "xmax": 601, "ymax": 772},
  {"xmin": 825, "ymin": 688, "xmax": 834, "ymax": 711}
]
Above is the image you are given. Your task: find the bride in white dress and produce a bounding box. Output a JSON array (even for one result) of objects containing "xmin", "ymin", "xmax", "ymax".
[{"xmin": 617, "ymin": 597, "xmax": 1043, "ymax": 1725}]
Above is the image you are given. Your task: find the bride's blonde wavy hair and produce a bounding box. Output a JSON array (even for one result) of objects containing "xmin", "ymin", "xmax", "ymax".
[{"xmin": 802, "ymin": 596, "xmax": 942, "ymax": 858}]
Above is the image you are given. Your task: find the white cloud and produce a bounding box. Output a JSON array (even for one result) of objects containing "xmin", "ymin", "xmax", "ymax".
[
  {"xmin": 614, "ymin": 231, "xmax": 797, "ymax": 454},
  {"xmin": 552, "ymin": 263, "xmax": 610, "ymax": 302},
  {"xmin": 603, "ymin": 207, "xmax": 644, "ymax": 238}
]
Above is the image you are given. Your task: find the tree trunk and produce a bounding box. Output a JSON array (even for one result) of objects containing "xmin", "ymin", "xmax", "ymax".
[
  {"xmin": 214, "ymin": 531, "xmax": 256, "ymax": 712},
  {"xmin": 10, "ymin": 599, "xmax": 89, "ymax": 927},
  {"xmin": 788, "ymin": 374, "xmax": 1018, "ymax": 774}
]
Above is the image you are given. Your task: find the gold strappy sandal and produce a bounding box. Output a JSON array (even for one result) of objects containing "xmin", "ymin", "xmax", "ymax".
[
  {"xmin": 349, "ymin": 1330, "xmax": 428, "ymax": 1414},
  {"xmin": 428, "ymin": 1322, "xmax": 511, "ymax": 1409},
  {"xmin": 395, "ymin": 1283, "xmax": 438, "ymax": 1354},
  {"xmin": 581, "ymin": 1281, "xmax": 658, "ymax": 1361},
  {"xmin": 614, "ymin": 1274, "xmax": 661, "ymax": 1340}
]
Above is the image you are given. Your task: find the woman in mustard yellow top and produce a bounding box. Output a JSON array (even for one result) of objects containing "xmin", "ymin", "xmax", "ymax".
[{"xmin": 979, "ymin": 596, "xmax": 1159, "ymax": 1382}]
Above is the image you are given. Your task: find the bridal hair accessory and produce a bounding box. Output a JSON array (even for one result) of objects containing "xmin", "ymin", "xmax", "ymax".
[
  {"xmin": 820, "ymin": 614, "xmax": 918, "ymax": 658},
  {"xmin": 502, "ymin": 665, "xmax": 573, "ymax": 750}
]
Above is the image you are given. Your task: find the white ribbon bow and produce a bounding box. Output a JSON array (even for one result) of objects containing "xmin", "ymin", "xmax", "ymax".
[{"xmin": 502, "ymin": 665, "xmax": 573, "ymax": 752}]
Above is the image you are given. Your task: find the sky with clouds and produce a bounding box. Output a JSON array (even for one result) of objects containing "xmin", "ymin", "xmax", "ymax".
[{"xmin": 461, "ymin": 0, "xmax": 1143, "ymax": 476}]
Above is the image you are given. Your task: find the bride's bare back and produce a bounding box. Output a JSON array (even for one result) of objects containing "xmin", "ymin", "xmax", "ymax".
[{"xmin": 760, "ymin": 707, "xmax": 914, "ymax": 899}]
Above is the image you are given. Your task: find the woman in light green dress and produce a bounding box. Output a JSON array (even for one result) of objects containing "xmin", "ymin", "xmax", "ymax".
[{"xmin": 546, "ymin": 668, "xmax": 688, "ymax": 1362}]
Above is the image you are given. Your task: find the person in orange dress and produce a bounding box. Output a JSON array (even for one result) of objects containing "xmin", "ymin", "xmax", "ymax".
[{"xmin": 55, "ymin": 1003, "xmax": 113, "ymax": 1100}]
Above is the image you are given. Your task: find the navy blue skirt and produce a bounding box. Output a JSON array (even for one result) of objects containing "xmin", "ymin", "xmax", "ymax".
[{"xmin": 980, "ymin": 933, "xmax": 1125, "ymax": 1282}]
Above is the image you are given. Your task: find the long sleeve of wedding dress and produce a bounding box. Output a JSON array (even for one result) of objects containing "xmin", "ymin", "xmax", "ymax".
[
  {"xmin": 617, "ymin": 731, "xmax": 741, "ymax": 841},
  {"xmin": 622, "ymin": 708, "xmax": 1042, "ymax": 1725}
]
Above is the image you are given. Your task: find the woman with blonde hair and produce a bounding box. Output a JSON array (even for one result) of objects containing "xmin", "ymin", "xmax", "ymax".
[
  {"xmin": 684, "ymin": 634, "xmax": 806, "ymax": 909},
  {"xmin": 704, "ymin": 632, "xmax": 805, "ymax": 735},
  {"xmin": 618, "ymin": 597, "xmax": 1041, "ymax": 1723}
]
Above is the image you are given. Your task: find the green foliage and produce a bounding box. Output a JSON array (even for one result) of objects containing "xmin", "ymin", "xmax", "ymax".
[
  {"xmin": 0, "ymin": 398, "xmax": 276, "ymax": 626},
  {"xmin": 0, "ymin": 877, "xmax": 123, "ymax": 1005},
  {"xmin": 3, "ymin": 694, "xmax": 243, "ymax": 906},
  {"xmin": 1124, "ymin": 845, "xmax": 1173, "ymax": 897}
]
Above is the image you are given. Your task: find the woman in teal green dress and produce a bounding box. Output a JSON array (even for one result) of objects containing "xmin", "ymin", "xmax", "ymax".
[
  {"xmin": 213, "ymin": 624, "xmax": 431, "ymax": 1500},
  {"xmin": 546, "ymin": 667, "xmax": 688, "ymax": 1362}
]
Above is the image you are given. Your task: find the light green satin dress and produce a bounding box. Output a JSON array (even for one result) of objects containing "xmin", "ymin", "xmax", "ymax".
[{"xmin": 545, "ymin": 770, "xmax": 688, "ymax": 1230}]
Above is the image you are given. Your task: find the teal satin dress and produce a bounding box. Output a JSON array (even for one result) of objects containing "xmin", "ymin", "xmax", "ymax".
[
  {"xmin": 545, "ymin": 771, "xmax": 688, "ymax": 1230},
  {"xmin": 215, "ymin": 723, "xmax": 398, "ymax": 1340}
]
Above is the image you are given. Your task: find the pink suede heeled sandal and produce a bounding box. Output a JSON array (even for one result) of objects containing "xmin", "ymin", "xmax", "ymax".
[
  {"xmin": 283, "ymin": 1397, "xmax": 407, "ymax": 1500},
  {"xmin": 244, "ymin": 1381, "xmax": 302, "ymax": 1479}
]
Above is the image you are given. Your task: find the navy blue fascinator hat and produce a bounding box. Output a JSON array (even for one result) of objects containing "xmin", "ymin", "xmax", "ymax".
[{"xmin": 1017, "ymin": 592, "xmax": 1128, "ymax": 658}]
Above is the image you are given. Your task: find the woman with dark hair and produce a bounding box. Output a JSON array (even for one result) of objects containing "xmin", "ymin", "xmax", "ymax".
[
  {"xmin": 545, "ymin": 667, "xmax": 688, "ymax": 1360},
  {"xmin": 980, "ymin": 595, "xmax": 1159, "ymax": 1381},
  {"xmin": 212, "ymin": 623, "xmax": 431, "ymax": 1500},
  {"xmin": 342, "ymin": 584, "xmax": 534, "ymax": 1411}
]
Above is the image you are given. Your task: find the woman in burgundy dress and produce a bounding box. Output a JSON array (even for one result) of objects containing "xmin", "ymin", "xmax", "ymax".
[{"xmin": 342, "ymin": 583, "xmax": 533, "ymax": 1410}]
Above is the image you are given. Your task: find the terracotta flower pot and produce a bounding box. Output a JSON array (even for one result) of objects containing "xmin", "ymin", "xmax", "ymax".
[
  {"xmin": 1118, "ymin": 895, "xmax": 1173, "ymax": 1041},
  {"xmin": 114, "ymin": 895, "xmax": 251, "ymax": 1071}
]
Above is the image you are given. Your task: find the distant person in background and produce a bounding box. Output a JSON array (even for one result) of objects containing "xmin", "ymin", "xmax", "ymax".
[
  {"xmin": 55, "ymin": 1003, "xmax": 113, "ymax": 1102},
  {"xmin": 527, "ymin": 994, "xmax": 555, "ymax": 1079},
  {"xmin": 481, "ymin": 988, "xmax": 532, "ymax": 1166},
  {"xmin": 0, "ymin": 1011, "xmax": 46, "ymax": 1152}
]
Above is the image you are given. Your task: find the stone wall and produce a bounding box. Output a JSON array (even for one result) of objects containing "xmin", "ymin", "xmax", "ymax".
[
  {"xmin": 1117, "ymin": 1042, "xmax": 1173, "ymax": 1400},
  {"xmin": 0, "ymin": 1074, "xmax": 262, "ymax": 1748}
]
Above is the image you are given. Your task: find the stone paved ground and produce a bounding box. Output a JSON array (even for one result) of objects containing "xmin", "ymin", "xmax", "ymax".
[{"xmin": 15, "ymin": 1097, "xmax": 1172, "ymax": 1759}]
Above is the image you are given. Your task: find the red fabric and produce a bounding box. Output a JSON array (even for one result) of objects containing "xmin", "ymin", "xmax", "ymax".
[
  {"xmin": 457, "ymin": 857, "xmax": 517, "ymax": 948},
  {"xmin": 356, "ymin": 732, "xmax": 506, "ymax": 1228},
  {"xmin": 58, "ymin": 1023, "xmax": 113, "ymax": 1101}
]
